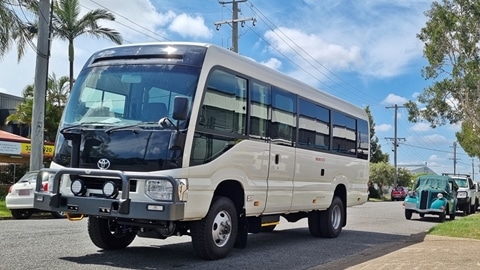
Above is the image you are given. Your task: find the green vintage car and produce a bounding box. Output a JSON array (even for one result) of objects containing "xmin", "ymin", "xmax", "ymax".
[{"xmin": 403, "ymin": 175, "xmax": 458, "ymax": 222}]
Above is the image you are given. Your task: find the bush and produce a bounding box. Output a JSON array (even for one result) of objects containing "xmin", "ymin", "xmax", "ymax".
[{"xmin": 0, "ymin": 184, "xmax": 9, "ymax": 200}]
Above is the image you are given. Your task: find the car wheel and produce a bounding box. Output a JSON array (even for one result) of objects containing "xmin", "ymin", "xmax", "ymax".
[
  {"xmin": 463, "ymin": 204, "xmax": 470, "ymax": 216},
  {"xmin": 438, "ymin": 210, "xmax": 446, "ymax": 222},
  {"xmin": 191, "ymin": 196, "xmax": 238, "ymax": 260},
  {"xmin": 87, "ymin": 216, "xmax": 136, "ymax": 250},
  {"xmin": 50, "ymin": 211, "xmax": 66, "ymax": 219},
  {"xmin": 405, "ymin": 209, "xmax": 413, "ymax": 220},
  {"xmin": 11, "ymin": 209, "xmax": 32, "ymax": 219},
  {"xmin": 449, "ymin": 210, "xmax": 456, "ymax": 220}
]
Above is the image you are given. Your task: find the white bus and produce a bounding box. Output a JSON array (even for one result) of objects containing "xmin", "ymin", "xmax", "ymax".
[{"xmin": 34, "ymin": 42, "xmax": 370, "ymax": 260}]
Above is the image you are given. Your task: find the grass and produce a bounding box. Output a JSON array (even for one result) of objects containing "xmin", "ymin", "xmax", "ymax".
[
  {"xmin": 0, "ymin": 199, "xmax": 11, "ymax": 218},
  {"xmin": 428, "ymin": 213, "xmax": 480, "ymax": 240}
]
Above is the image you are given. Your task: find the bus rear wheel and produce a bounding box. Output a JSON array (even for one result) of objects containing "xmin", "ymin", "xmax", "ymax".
[
  {"xmin": 308, "ymin": 196, "xmax": 344, "ymax": 238},
  {"xmin": 191, "ymin": 196, "xmax": 238, "ymax": 260},
  {"xmin": 87, "ymin": 216, "xmax": 136, "ymax": 250}
]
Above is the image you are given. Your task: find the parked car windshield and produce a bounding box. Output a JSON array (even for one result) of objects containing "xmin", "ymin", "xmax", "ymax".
[
  {"xmin": 17, "ymin": 172, "xmax": 37, "ymax": 183},
  {"xmin": 453, "ymin": 178, "xmax": 468, "ymax": 188}
]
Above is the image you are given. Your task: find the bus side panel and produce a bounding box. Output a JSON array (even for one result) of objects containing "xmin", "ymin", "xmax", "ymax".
[
  {"xmin": 183, "ymin": 141, "xmax": 269, "ymax": 219},
  {"xmin": 290, "ymin": 148, "xmax": 332, "ymax": 212}
]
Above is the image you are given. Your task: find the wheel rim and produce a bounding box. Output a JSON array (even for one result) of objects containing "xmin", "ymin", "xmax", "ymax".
[
  {"xmin": 211, "ymin": 209, "xmax": 232, "ymax": 247},
  {"xmin": 331, "ymin": 204, "xmax": 342, "ymax": 230}
]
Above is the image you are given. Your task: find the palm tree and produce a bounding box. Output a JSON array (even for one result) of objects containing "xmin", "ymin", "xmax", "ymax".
[
  {"xmin": 51, "ymin": 0, "xmax": 123, "ymax": 90},
  {"xmin": 6, "ymin": 73, "xmax": 70, "ymax": 141},
  {"xmin": 0, "ymin": 0, "xmax": 25, "ymax": 59}
]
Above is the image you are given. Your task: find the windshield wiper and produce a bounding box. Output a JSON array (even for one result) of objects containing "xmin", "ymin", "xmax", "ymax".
[
  {"xmin": 105, "ymin": 122, "xmax": 159, "ymax": 134},
  {"xmin": 60, "ymin": 122, "xmax": 106, "ymax": 134}
]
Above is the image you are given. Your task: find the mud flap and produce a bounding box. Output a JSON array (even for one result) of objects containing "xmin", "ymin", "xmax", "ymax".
[{"xmin": 234, "ymin": 213, "xmax": 248, "ymax": 249}]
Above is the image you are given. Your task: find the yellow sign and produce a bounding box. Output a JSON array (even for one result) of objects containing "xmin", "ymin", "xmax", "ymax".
[{"xmin": 20, "ymin": 143, "xmax": 55, "ymax": 157}]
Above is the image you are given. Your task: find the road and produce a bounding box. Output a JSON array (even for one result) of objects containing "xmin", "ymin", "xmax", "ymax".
[{"xmin": 0, "ymin": 201, "xmax": 440, "ymax": 270}]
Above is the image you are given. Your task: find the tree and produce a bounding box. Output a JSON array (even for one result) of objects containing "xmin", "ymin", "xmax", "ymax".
[
  {"xmin": 369, "ymin": 162, "xmax": 394, "ymax": 199},
  {"xmin": 51, "ymin": 0, "xmax": 122, "ymax": 90},
  {"xmin": 5, "ymin": 74, "xmax": 69, "ymax": 142},
  {"xmin": 369, "ymin": 162, "xmax": 414, "ymax": 199},
  {"xmin": 0, "ymin": 0, "xmax": 29, "ymax": 59},
  {"xmin": 405, "ymin": 0, "xmax": 480, "ymax": 157},
  {"xmin": 365, "ymin": 106, "xmax": 389, "ymax": 163}
]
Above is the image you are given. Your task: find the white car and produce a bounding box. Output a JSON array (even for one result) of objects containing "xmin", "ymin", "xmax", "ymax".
[{"xmin": 6, "ymin": 171, "xmax": 65, "ymax": 219}]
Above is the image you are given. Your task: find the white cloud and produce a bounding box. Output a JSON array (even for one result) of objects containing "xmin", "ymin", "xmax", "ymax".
[
  {"xmin": 406, "ymin": 134, "xmax": 450, "ymax": 145},
  {"xmin": 428, "ymin": 155, "xmax": 443, "ymax": 162},
  {"xmin": 375, "ymin": 124, "xmax": 392, "ymax": 132},
  {"xmin": 264, "ymin": 27, "xmax": 362, "ymax": 71},
  {"xmin": 410, "ymin": 122, "xmax": 431, "ymax": 132},
  {"xmin": 169, "ymin": 14, "xmax": 212, "ymax": 39},
  {"xmin": 260, "ymin": 58, "xmax": 282, "ymax": 70},
  {"xmin": 382, "ymin": 94, "xmax": 408, "ymax": 105}
]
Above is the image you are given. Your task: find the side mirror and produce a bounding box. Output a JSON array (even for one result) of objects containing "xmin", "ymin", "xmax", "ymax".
[{"xmin": 172, "ymin": 96, "xmax": 189, "ymax": 121}]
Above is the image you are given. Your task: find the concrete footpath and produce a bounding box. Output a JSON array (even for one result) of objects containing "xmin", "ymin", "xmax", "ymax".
[{"xmin": 313, "ymin": 234, "xmax": 480, "ymax": 269}]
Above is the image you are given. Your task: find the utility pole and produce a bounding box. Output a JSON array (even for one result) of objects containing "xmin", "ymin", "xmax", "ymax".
[
  {"xmin": 472, "ymin": 158, "xmax": 475, "ymax": 180},
  {"xmin": 385, "ymin": 104, "xmax": 405, "ymax": 188},
  {"xmin": 450, "ymin": 142, "xmax": 460, "ymax": 175},
  {"xmin": 214, "ymin": 0, "xmax": 256, "ymax": 53},
  {"xmin": 30, "ymin": 0, "xmax": 50, "ymax": 171}
]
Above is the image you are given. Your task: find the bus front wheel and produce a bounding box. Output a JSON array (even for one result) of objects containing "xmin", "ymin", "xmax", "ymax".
[{"xmin": 191, "ymin": 196, "xmax": 238, "ymax": 260}]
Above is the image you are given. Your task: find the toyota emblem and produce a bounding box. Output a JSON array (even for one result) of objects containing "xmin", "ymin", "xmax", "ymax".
[{"xmin": 97, "ymin": 158, "xmax": 111, "ymax": 170}]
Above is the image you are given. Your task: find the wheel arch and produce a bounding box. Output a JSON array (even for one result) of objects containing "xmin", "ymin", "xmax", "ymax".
[
  {"xmin": 334, "ymin": 184, "xmax": 347, "ymax": 227},
  {"xmin": 214, "ymin": 180, "xmax": 245, "ymax": 215}
]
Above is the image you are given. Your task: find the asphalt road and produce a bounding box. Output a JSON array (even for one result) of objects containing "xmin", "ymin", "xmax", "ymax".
[{"xmin": 0, "ymin": 201, "xmax": 439, "ymax": 270}]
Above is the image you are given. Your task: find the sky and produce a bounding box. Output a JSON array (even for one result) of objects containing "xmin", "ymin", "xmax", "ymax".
[{"xmin": 1, "ymin": 0, "xmax": 477, "ymax": 179}]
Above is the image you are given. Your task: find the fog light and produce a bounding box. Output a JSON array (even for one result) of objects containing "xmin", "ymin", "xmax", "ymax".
[
  {"xmin": 103, "ymin": 181, "xmax": 118, "ymax": 198},
  {"xmin": 71, "ymin": 179, "xmax": 86, "ymax": 196}
]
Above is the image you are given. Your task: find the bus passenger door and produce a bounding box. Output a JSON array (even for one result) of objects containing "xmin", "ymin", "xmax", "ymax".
[{"xmin": 263, "ymin": 88, "xmax": 296, "ymax": 213}]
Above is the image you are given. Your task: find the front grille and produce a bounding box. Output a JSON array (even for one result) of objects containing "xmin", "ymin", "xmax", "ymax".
[
  {"xmin": 419, "ymin": 190, "xmax": 429, "ymax": 209},
  {"xmin": 76, "ymin": 175, "xmax": 137, "ymax": 192}
]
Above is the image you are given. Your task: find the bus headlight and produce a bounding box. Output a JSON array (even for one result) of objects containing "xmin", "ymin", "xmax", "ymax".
[{"xmin": 146, "ymin": 180, "xmax": 173, "ymax": 201}]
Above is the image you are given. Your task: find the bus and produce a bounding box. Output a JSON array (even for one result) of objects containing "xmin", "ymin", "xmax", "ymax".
[{"xmin": 34, "ymin": 42, "xmax": 370, "ymax": 260}]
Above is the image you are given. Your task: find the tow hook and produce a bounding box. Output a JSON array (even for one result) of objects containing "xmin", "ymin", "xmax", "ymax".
[{"xmin": 66, "ymin": 212, "xmax": 84, "ymax": 221}]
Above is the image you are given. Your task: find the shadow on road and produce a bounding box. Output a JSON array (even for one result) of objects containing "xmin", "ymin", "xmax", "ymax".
[{"xmin": 59, "ymin": 227, "xmax": 427, "ymax": 270}]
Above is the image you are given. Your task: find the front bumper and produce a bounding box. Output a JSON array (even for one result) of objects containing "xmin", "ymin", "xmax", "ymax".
[{"xmin": 33, "ymin": 168, "xmax": 185, "ymax": 221}]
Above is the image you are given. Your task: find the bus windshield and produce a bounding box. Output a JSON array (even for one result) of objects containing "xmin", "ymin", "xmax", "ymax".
[{"xmin": 63, "ymin": 64, "xmax": 200, "ymax": 129}]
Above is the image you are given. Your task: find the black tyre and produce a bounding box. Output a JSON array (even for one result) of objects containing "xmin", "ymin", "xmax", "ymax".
[
  {"xmin": 308, "ymin": 196, "xmax": 344, "ymax": 238},
  {"xmin": 51, "ymin": 211, "xmax": 66, "ymax": 219},
  {"xmin": 438, "ymin": 210, "xmax": 446, "ymax": 222},
  {"xmin": 449, "ymin": 209, "xmax": 456, "ymax": 220},
  {"xmin": 87, "ymin": 216, "xmax": 136, "ymax": 250},
  {"xmin": 191, "ymin": 196, "xmax": 238, "ymax": 260},
  {"xmin": 419, "ymin": 213, "xmax": 425, "ymax": 218},
  {"xmin": 261, "ymin": 225, "xmax": 276, "ymax": 233},
  {"xmin": 11, "ymin": 209, "xmax": 32, "ymax": 219},
  {"xmin": 405, "ymin": 209, "xmax": 413, "ymax": 220},
  {"xmin": 463, "ymin": 204, "xmax": 470, "ymax": 216},
  {"xmin": 470, "ymin": 204, "xmax": 476, "ymax": 214}
]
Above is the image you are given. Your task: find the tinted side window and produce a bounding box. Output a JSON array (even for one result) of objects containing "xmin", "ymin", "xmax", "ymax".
[
  {"xmin": 357, "ymin": 119, "xmax": 369, "ymax": 160},
  {"xmin": 298, "ymin": 98, "xmax": 330, "ymax": 150},
  {"xmin": 250, "ymin": 81, "xmax": 271, "ymax": 140},
  {"xmin": 199, "ymin": 69, "xmax": 247, "ymax": 135},
  {"xmin": 332, "ymin": 111, "xmax": 356, "ymax": 155},
  {"xmin": 271, "ymin": 87, "xmax": 296, "ymax": 146}
]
